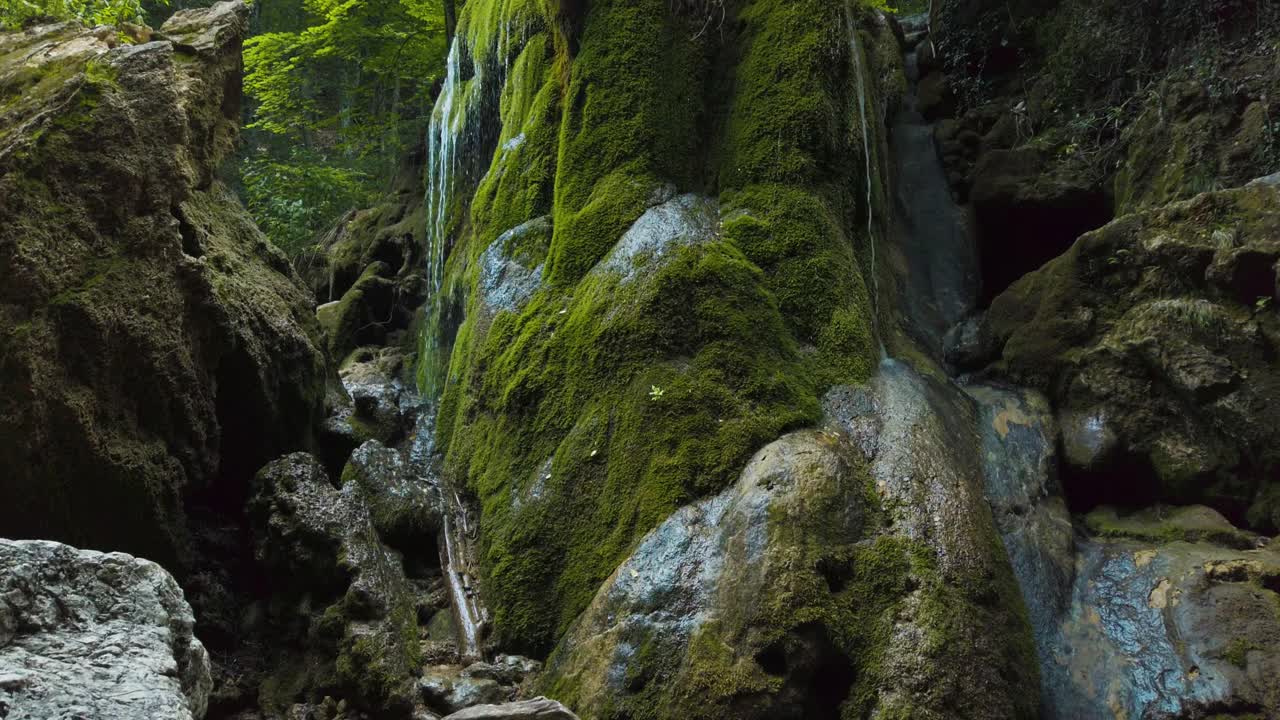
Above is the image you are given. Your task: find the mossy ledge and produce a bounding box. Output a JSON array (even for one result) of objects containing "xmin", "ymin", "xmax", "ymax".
[{"xmin": 428, "ymin": 0, "xmax": 903, "ymax": 656}]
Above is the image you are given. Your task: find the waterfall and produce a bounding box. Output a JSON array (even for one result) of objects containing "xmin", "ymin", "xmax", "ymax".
[
  {"xmin": 425, "ymin": 39, "xmax": 463, "ymax": 311},
  {"xmin": 419, "ymin": 5, "xmax": 535, "ymax": 662},
  {"xmin": 845, "ymin": 1, "xmax": 882, "ymax": 348}
]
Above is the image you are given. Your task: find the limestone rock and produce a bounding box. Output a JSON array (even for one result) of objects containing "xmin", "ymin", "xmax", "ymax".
[
  {"xmin": 1048, "ymin": 534, "xmax": 1280, "ymax": 717},
  {"xmin": 442, "ymin": 697, "xmax": 578, "ymax": 720},
  {"xmin": 541, "ymin": 419, "xmax": 1036, "ymax": 719},
  {"xmin": 0, "ymin": 1, "xmax": 328, "ymax": 564},
  {"xmin": 983, "ymin": 185, "xmax": 1280, "ymax": 528},
  {"xmin": 249, "ymin": 453, "xmax": 422, "ymax": 715},
  {"xmin": 0, "ymin": 539, "xmax": 212, "ymax": 720},
  {"xmin": 343, "ymin": 440, "xmax": 443, "ymax": 548}
]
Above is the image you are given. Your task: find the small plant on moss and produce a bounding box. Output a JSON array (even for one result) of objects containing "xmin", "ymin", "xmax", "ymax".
[
  {"xmin": 1256, "ymin": 296, "xmax": 1273, "ymax": 312},
  {"xmin": 1222, "ymin": 637, "xmax": 1258, "ymax": 668},
  {"xmin": 649, "ymin": 385, "xmax": 666, "ymax": 402}
]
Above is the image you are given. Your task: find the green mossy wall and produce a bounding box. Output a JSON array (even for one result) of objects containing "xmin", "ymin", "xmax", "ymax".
[{"xmin": 430, "ymin": 0, "xmax": 901, "ymax": 654}]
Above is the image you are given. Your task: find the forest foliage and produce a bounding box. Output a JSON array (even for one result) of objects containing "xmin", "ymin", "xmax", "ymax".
[
  {"xmin": 0, "ymin": 0, "xmax": 162, "ymax": 29},
  {"xmin": 238, "ymin": 0, "xmax": 449, "ymax": 255}
]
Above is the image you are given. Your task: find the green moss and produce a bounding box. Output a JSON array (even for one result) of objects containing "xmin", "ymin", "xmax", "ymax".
[
  {"xmin": 430, "ymin": 0, "xmax": 898, "ymax": 658},
  {"xmin": 542, "ymin": 0, "xmax": 707, "ymax": 287},
  {"xmin": 1221, "ymin": 637, "xmax": 1258, "ymax": 668},
  {"xmin": 1085, "ymin": 506, "xmax": 1257, "ymax": 549}
]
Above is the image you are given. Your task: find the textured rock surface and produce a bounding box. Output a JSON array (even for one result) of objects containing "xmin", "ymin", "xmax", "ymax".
[
  {"xmin": 0, "ymin": 539, "xmax": 212, "ymax": 719},
  {"xmin": 0, "ymin": 1, "xmax": 328, "ymax": 563},
  {"xmin": 343, "ymin": 440, "xmax": 443, "ymax": 548},
  {"xmin": 930, "ymin": 0, "xmax": 1280, "ymax": 297},
  {"xmin": 248, "ymin": 453, "xmax": 422, "ymax": 716},
  {"xmin": 541, "ymin": 421, "xmax": 1036, "ymax": 719},
  {"xmin": 443, "ymin": 697, "xmax": 578, "ymax": 720},
  {"xmin": 981, "ymin": 184, "xmax": 1280, "ymax": 528}
]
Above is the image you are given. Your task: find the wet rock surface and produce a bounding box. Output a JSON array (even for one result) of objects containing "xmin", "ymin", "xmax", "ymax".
[
  {"xmin": 0, "ymin": 539, "xmax": 212, "ymax": 720},
  {"xmin": 1047, "ymin": 535, "xmax": 1280, "ymax": 718},
  {"xmin": 542, "ymin": 423, "xmax": 1037, "ymax": 719},
  {"xmin": 441, "ymin": 697, "xmax": 578, "ymax": 720},
  {"xmin": 0, "ymin": 0, "xmax": 328, "ymax": 564},
  {"xmin": 981, "ymin": 185, "xmax": 1280, "ymax": 528}
]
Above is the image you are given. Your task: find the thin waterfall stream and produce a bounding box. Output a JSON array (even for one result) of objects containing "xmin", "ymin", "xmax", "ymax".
[
  {"xmin": 883, "ymin": 14, "xmax": 1067, "ymax": 715},
  {"xmin": 846, "ymin": 1, "xmax": 880, "ymax": 327}
]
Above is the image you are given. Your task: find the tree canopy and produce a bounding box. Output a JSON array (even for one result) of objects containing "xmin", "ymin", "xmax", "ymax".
[
  {"xmin": 1, "ymin": 0, "xmax": 164, "ymax": 29},
  {"xmin": 238, "ymin": 0, "xmax": 448, "ymax": 255}
]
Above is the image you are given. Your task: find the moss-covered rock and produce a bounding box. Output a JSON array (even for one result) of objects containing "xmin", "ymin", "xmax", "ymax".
[
  {"xmin": 429, "ymin": 0, "xmax": 905, "ymax": 659},
  {"xmin": 981, "ymin": 184, "xmax": 1280, "ymax": 529},
  {"xmin": 0, "ymin": 1, "xmax": 328, "ymax": 566},
  {"xmin": 541, "ymin": 416, "xmax": 1036, "ymax": 719},
  {"xmin": 930, "ymin": 0, "xmax": 1280, "ymax": 297},
  {"xmin": 249, "ymin": 453, "xmax": 424, "ymax": 717}
]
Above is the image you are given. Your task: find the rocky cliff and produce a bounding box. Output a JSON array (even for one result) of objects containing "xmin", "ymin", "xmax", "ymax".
[
  {"xmin": 2, "ymin": 0, "xmax": 1279, "ymax": 718},
  {"xmin": 0, "ymin": 1, "xmax": 328, "ymax": 564}
]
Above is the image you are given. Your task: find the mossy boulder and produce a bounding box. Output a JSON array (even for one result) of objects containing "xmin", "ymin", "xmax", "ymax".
[
  {"xmin": 321, "ymin": 261, "xmax": 399, "ymax": 363},
  {"xmin": 248, "ymin": 453, "xmax": 423, "ymax": 717},
  {"xmin": 0, "ymin": 1, "xmax": 327, "ymax": 565},
  {"xmin": 430, "ymin": 0, "xmax": 904, "ymax": 659},
  {"xmin": 542, "ymin": 416, "xmax": 1036, "ymax": 719},
  {"xmin": 981, "ymin": 184, "xmax": 1280, "ymax": 528}
]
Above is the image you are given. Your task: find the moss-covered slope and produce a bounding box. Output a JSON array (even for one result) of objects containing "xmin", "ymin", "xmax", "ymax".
[{"xmin": 429, "ymin": 0, "xmax": 903, "ymax": 656}]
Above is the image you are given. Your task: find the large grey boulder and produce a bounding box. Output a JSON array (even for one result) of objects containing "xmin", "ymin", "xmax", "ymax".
[
  {"xmin": 541, "ymin": 414, "xmax": 1036, "ymax": 719},
  {"xmin": 0, "ymin": 539, "xmax": 212, "ymax": 719}
]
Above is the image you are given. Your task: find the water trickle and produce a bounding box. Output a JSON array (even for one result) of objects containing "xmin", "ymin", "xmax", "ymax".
[
  {"xmin": 442, "ymin": 492, "xmax": 488, "ymax": 661},
  {"xmin": 845, "ymin": 1, "xmax": 880, "ymax": 325}
]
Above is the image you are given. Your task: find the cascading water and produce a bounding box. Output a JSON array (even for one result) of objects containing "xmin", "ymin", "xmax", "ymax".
[
  {"xmin": 418, "ymin": 5, "xmax": 537, "ymax": 663},
  {"xmin": 845, "ymin": 0, "xmax": 881, "ymax": 336}
]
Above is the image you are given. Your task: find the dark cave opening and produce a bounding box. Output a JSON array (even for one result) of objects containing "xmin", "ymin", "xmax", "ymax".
[
  {"xmin": 1059, "ymin": 450, "xmax": 1165, "ymax": 516},
  {"xmin": 750, "ymin": 622, "xmax": 856, "ymax": 720},
  {"xmin": 973, "ymin": 188, "xmax": 1114, "ymax": 305}
]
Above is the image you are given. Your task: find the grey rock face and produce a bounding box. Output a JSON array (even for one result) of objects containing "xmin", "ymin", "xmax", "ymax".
[
  {"xmin": 479, "ymin": 217, "xmax": 550, "ymax": 314},
  {"xmin": 943, "ymin": 314, "xmax": 999, "ymax": 370},
  {"xmin": 442, "ymin": 697, "xmax": 578, "ymax": 720},
  {"xmin": 0, "ymin": 539, "xmax": 212, "ymax": 720},
  {"xmin": 1045, "ymin": 537, "xmax": 1280, "ymax": 718},
  {"xmin": 596, "ymin": 194, "xmax": 719, "ymax": 281},
  {"xmin": 344, "ymin": 440, "xmax": 443, "ymax": 547}
]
